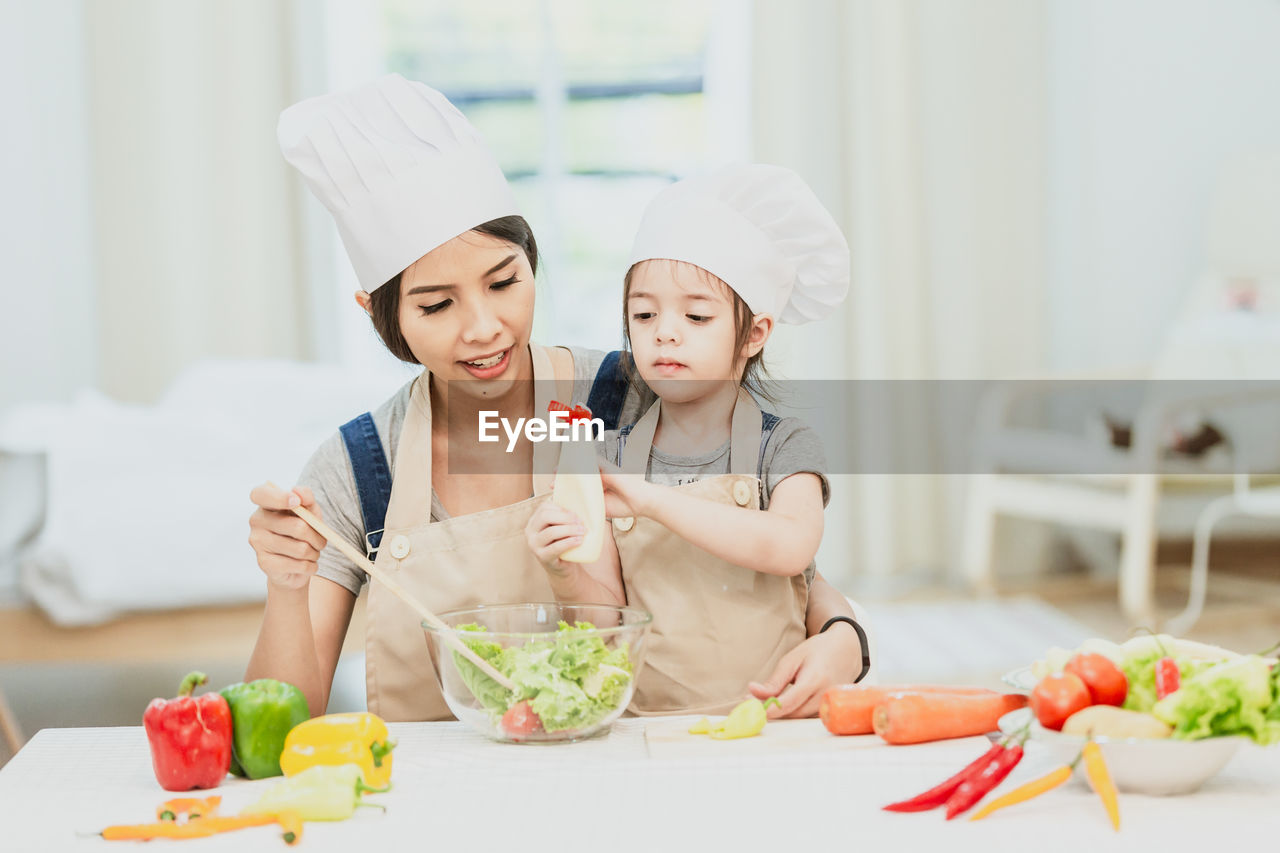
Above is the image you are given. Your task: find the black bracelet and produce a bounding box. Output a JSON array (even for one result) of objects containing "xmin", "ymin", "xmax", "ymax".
[{"xmin": 820, "ymin": 616, "xmax": 871, "ymax": 684}]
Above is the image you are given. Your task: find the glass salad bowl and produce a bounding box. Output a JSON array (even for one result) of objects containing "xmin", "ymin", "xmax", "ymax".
[
  {"xmin": 998, "ymin": 707, "xmax": 1247, "ymax": 796},
  {"xmin": 423, "ymin": 603, "xmax": 652, "ymax": 744}
]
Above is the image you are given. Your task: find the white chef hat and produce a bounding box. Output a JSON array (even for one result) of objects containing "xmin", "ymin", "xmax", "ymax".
[
  {"xmin": 628, "ymin": 164, "xmax": 849, "ymax": 324},
  {"xmin": 278, "ymin": 74, "xmax": 520, "ymax": 292}
]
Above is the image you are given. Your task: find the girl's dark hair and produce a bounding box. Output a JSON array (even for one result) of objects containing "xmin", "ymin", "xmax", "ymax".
[
  {"xmin": 367, "ymin": 216, "xmax": 539, "ymax": 364},
  {"xmin": 622, "ymin": 259, "xmax": 776, "ymax": 403}
]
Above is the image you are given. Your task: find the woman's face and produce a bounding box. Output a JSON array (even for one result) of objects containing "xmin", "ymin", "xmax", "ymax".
[{"xmin": 397, "ymin": 230, "xmax": 537, "ymax": 400}]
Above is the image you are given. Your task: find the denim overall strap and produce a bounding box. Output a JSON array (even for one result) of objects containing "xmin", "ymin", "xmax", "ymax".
[
  {"xmin": 339, "ymin": 412, "xmax": 392, "ymax": 555},
  {"xmin": 585, "ymin": 350, "xmax": 629, "ymax": 431}
]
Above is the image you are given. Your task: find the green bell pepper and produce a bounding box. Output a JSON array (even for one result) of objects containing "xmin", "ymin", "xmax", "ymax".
[{"xmin": 219, "ymin": 679, "xmax": 310, "ymax": 779}]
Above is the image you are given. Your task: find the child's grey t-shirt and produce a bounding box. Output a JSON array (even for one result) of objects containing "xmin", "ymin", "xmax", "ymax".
[
  {"xmin": 601, "ymin": 417, "xmax": 829, "ymax": 585},
  {"xmin": 297, "ymin": 346, "xmax": 650, "ymax": 596}
]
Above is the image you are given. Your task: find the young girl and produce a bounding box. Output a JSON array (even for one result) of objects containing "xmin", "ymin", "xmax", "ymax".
[{"xmin": 527, "ymin": 164, "xmax": 859, "ymax": 714}]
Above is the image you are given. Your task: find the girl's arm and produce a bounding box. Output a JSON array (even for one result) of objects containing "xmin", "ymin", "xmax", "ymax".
[
  {"xmin": 600, "ymin": 470, "xmax": 824, "ymax": 577},
  {"xmin": 245, "ymin": 484, "xmax": 354, "ymax": 717},
  {"xmin": 525, "ymin": 501, "xmax": 625, "ymax": 606}
]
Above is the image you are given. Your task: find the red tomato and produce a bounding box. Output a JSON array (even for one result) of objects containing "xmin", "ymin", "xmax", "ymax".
[
  {"xmin": 500, "ymin": 701, "xmax": 543, "ymax": 738},
  {"xmin": 1030, "ymin": 672, "xmax": 1091, "ymax": 731},
  {"xmin": 1064, "ymin": 653, "xmax": 1128, "ymax": 707}
]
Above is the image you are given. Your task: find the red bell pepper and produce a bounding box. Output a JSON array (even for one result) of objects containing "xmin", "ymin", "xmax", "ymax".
[{"xmin": 143, "ymin": 671, "xmax": 233, "ymax": 792}]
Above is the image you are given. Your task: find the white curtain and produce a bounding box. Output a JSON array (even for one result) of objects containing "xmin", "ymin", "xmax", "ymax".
[
  {"xmin": 85, "ymin": 0, "xmax": 308, "ymax": 402},
  {"xmin": 749, "ymin": 0, "xmax": 1050, "ymax": 589}
]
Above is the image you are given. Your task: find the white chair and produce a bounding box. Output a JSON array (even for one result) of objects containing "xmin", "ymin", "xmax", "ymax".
[
  {"xmin": 962, "ymin": 150, "xmax": 1280, "ymax": 627},
  {"xmin": 1167, "ymin": 474, "xmax": 1280, "ymax": 635}
]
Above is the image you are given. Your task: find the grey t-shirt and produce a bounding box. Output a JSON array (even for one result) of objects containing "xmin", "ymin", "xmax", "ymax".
[
  {"xmin": 602, "ymin": 415, "xmax": 830, "ymax": 584},
  {"xmin": 299, "ymin": 346, "xmax": 650, "ymax": 596}
]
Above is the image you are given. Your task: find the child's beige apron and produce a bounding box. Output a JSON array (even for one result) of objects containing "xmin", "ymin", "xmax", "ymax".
[
  {"xmin": 364, "ymin": 344, "xmax": 571, "ymax": 721},
  {"xmin": 613, "ymin": 391, "xmax": 809, "ymax": 715}
]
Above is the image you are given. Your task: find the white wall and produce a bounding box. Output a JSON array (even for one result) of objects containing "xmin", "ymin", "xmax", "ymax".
[
  {"xmin": 1046, "ymin": 0, "xmax": 1280, "ymax": 371},
  {"xmin": 0, "ymin": 0, "xmax": 96, "ymax": 411}
]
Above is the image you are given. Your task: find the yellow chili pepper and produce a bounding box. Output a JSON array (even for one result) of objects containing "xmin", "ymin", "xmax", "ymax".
[
  {"xmin": 968, "ymin": 764, "xmax": 1073, "ymax": 821},
  {"xmin": 279, "ymin": 712, "xmax": 396, "ymax": 788},
  {"xmin": 707, "ymin": 697, "xmax": 780, "ymax": 740},
  {"xmin": 687, "ymin": 717, "xmax": 712, "ymax": 735},
  {"xmin": 1082, "ymin": 740, "xmax": 1120, "ymax": 830}
]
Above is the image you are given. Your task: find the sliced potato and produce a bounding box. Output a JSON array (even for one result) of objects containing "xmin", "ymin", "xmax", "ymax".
[{"xmin": 1061, "ymin": 705, "xmax": 1172, "ymax": 739}]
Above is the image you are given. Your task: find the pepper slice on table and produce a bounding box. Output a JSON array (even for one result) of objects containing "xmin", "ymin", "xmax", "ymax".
[
  {"xmin": 244, "ymin": 764, "xmax": 390, "ymax": 822},
  {"xmin": 279, "ymin": 712, "xmax": 396, "ymax": 788},
  {"xmin": 220, "ymin": 678, "xmax": 311, "ymax": 779},
  {"xmin": 708, "ymin": 697, "xmax": 780, "ymax": 739},
  {"xmin": 157, "ymin": 796, "xmax": 222, "ymax": 821},
  {"xmin": 142, "ymin": 671, "xmax": 233, "ymax": 792}
]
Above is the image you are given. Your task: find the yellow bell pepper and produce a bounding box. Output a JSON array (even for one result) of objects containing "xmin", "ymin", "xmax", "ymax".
[{"xmin": 279, "ymin": 712, "xmax": 396, "ymax": 788}]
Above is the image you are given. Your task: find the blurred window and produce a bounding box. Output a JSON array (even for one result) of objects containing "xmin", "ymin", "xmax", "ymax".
[{"xmin": 373, "ymin": 0, "xmax": 732, "ymax": 352}]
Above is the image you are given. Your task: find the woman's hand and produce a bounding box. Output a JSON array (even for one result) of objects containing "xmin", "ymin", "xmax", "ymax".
[
  {"xmin": 746, "ymin": 623, "xmax": 864, "ymax": 718},
  {"xmin": 247, "ymin": 483, "xmax": 328, "ymax": 592},
  {"xmin": 599, "ymin": 465, "xmax": 659, "ymax": 519},
  {"xmin": 524, "ymin": 501, "xmax": 586, "ymax": 576}
]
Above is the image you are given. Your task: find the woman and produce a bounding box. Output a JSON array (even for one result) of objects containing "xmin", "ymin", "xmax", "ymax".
[{"xmin": 246, "ymin": 74, "xmax": 866, "ymax": 721}]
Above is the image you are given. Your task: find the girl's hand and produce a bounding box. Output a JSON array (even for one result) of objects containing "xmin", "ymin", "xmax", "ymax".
[
  {"xmin": 247, "ymin": 483, "xmax": 328, "ymax": 592},
  {"xmin": 524, "ymin": 501, "xmax": 586, "ymax": 577},
  {"xmin": 599, "ymin": 465, "xmax": 659, "ymax": 519},
  {"xmin": 746, "ymin": 624, "xmax": 865, "ymax": 719}
]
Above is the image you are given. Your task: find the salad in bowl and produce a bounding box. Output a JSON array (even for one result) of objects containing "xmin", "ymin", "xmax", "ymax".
[
  {"xmin": 1004, "ymin": 634, "xmax": 1279, "ymax": 794},
  {"xmin": 423, "ymin": 603, "xmax": 652, "ymax": 744}
]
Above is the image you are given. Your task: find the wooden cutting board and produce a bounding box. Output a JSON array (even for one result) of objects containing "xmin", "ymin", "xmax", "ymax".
[{"xmin": 644, "ymin": 717, "xmax": 983, "ymax": 759}]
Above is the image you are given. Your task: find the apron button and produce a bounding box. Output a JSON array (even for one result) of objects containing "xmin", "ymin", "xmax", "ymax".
[
  {"xmin": 388, "ymin": 534, "xmax": 411, "ymax": 559},
  {"xmin": 613, "ymin": 516, "xmax": 634, "ymax": 532},
  {"xmin": 732, "ymin": 480, "xmax": 753, "ymax": 506}
]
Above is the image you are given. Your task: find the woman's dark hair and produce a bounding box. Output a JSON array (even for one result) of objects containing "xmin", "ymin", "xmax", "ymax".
[
  {"xmin": 622, "ymin": 259, "xmax": 776, "ymax": 403},
  {"xmin": 367, "ymin": 216, "xmax": 539, "ymax": 364}
]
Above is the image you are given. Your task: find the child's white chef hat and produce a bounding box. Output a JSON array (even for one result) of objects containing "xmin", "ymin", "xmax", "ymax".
[
  {"xmin": 278, "ymin": 74, "xmax": 520, "ymax": 292},
  {"xmin": 628, "ymin": 164, "xmax": 849, "ymax": 324}
]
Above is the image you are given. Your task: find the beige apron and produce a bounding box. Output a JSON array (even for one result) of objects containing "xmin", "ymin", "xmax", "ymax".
[
  {"xmin": 365, "ymin": 344, "xmax": 571, "ymax": 721},
  {"xmin": 615, "ymin": 390, "xmax": 809, "ymax": 715}
]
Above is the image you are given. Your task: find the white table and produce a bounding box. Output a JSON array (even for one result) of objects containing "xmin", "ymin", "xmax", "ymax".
[{"xmin": 2, "ymin": 719, "xmax": 1277, "ymax": 851}]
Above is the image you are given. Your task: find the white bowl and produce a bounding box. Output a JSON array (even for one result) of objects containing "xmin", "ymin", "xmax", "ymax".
[{"xmin": 998, "ymin": 708, "xmax": 1246, "ymax": 796}]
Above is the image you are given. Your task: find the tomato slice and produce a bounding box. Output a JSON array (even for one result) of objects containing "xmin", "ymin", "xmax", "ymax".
[{"xmin": 500, "ymin": 701, "xmax": 543, "ymax": 738}]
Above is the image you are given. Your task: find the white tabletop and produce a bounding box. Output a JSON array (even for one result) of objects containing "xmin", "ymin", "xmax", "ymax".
[{"xmin": 2, "ymin": 718, "xmax": 1277, "ymax": 851}]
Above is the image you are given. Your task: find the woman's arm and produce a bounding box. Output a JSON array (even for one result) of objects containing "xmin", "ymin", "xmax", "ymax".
[
  {"xmin": 599, "ymin": 470, "xmax": 824, "ymax": 577},
  {"xmin": 245, "ymin": 483, "xmax": 355, "ymax": 716}
]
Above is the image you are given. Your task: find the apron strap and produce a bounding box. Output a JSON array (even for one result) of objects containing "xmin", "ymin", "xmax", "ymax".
[
  {"xmin": 339, "ymin": 412, "xmax": 392, "ymax": 555},
  {"xmin": 531, "ymin": 343, "xmax": 571, "ymax": 496}
]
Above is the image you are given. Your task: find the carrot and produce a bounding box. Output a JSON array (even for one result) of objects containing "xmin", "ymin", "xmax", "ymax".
[
  {"xmin": 872, "ymin": 692, "xmax": 1028, "ymax": 744},
  {"xmin": 819, "ymin": 684, "xmax": 997, "ymax": 735}
]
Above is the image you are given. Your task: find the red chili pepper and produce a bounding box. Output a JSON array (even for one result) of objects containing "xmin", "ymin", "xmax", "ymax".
[
  {"xmin": 945, "ymin": 743, "xmax": 1025, "ymax": 819},
  {"xmin": 1155, "ymin": 657, "xmax": 1180, "ymax": 699},
  {"xmin": 143, "ymin": 672, "xmax": 233, "ymax": 792},
  {"xmin": 882, "ymin": 742, "xmax": 1005, "ymax": 812}
]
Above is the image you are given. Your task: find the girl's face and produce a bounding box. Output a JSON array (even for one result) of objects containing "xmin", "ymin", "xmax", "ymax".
[
  {"xmin": 627, "ymin": 260, "xmax": 745, "ymax": 404},
  {"xmin": 397, "ymin": 230, "xmax": 537, "ymax": 401}
]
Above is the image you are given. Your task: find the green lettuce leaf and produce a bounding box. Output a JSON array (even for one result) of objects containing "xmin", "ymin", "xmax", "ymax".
[
  {"xmin": 453, "ymin": 624, "xmax": 514, "ymax": 714},
  {"xmin": 1120, "ymin": 649, "xmax": 1217, "ymax": 713},
  {"xmin": 451, "ymin": 621, "xmax": 633, "ymax": 732},
  {"xmin": 1152, "ymin": 656, "xmax": 1280, "ymax": 745}
]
